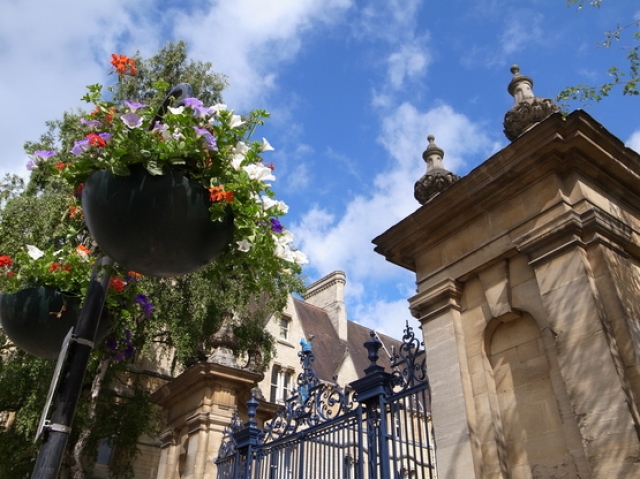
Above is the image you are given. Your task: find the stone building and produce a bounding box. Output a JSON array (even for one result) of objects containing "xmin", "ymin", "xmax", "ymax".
[{"xmin": 374, "ymin": 66, "xmax": 640, "ymax": 478}]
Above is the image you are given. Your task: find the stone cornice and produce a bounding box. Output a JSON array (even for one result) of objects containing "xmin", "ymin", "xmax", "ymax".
[
  {"xmin": 514, "ymin": 206, "xmax": 632, "ymax": 265},
  {"xmin": 151, "ymin": 362, "xmax": 262, "ymax": 408},
  {"xmin": 409, "ymin": 278, "xmax": 463, "ymax": 322}
]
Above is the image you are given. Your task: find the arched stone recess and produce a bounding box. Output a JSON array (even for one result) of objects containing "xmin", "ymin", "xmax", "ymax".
[
  {"xmin": 459, "ymin": 256, "xmax": 590, "ymax": 479},
  {"xmin": 483, "ymin": 313, "xmax": 580, "ymax": 479}
]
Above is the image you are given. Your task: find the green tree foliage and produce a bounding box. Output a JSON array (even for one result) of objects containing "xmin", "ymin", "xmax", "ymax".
[
  {"xmin": 558, "ymin": 1, "xmax": 639, "ymax": 105},
  {"xmin": 0, "ymin": 41, "xmax": 302, "ymax": 478}
]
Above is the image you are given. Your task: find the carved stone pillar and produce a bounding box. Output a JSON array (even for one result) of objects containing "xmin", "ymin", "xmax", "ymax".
[
  {"xmin": 152, "ymin": 363, "xmax": 263, "ymax": 479},
  {"xmin": 409, "ymin": 279, "xmax": 480, "ymax": 478}
]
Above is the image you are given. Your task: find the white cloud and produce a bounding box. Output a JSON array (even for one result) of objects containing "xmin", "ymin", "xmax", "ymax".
[
  {"xmin": 386, "ymin": 39, "xmax": 432, "ymax": 90},
  {"xmin": 462, "ymin": 9, "xmax": 546, "ymax": 68},
  {"xmin": 293, "ymin": 101, "xmax": 493, "ymax": 285},
  {"xmin": 628, "ymin": 130, "xmax": 640, "ymax": 153},
  {"xmin": 172, "ymin": 0, "xmax": 353, "ymax": 110},
  {"xmin": 352, "ymin": 297, "xmax": 417, "ymax": 338}
]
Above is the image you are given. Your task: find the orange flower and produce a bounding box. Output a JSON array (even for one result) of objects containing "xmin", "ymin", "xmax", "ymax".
[
  {"xmin": 69, "ymin": 205, "xmax": 82, "ymax": 219},
  {"xmin": 110, "ymin": 277, "xmax": 126, "ymax": 293},
  {"xmin": 76, "ymin": 245, "xmax": 91, "ymax": 260},
  {"xmin": 49, "ymin": 263, "xmax": 71, "ymax": 273},
  {"xmin": 55, "ymin": 161, "xmax": 67, "ymax": 171},
  {"xmin": 209, "ymin": 186, "xmax": 234, "ymax": 203},
  {"xmin": 110, "ymin": 54, "xmax": 136, "ymax": 76},
  {"xmin": 127, "ymin": 271, "xmax": 142, "ymax": 279},
  {"xmin": 104, "ymin": 106, "xmax": 116, "ymax": 124}
]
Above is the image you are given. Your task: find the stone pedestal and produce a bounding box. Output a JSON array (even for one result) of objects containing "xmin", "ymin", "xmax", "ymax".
[{"xmin": 374, "ymin": 111, "xmax": 640, "ymax": 478}]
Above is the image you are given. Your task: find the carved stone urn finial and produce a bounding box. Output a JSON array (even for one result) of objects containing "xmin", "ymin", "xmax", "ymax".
[
  {"xmin": 503, "ymin": 64, "xmax": 560, "ymax": 142},
  {"xmin": 414, "ymin": 135, "xmax": 460, "ymax": 205}
]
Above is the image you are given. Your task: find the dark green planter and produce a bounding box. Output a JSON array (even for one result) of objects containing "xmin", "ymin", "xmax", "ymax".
[
  {"xmin": 0, "ymin": 287, "xmax": 112, "ymax": 359},
  {"xmin": 82, "ymin": 165, "xmax": 234, "ymax": 277}
]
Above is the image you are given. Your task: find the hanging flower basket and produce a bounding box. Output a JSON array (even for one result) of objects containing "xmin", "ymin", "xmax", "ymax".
[
  {"xmin": 0, "ymin": 286, "xmax": 112, "ymax": 359},
  {"xmin": 82, "ymin": 165, "xmax": 234, "ymax": 277}
]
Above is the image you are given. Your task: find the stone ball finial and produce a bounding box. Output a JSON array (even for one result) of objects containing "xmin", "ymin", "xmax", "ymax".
[
  {"xmin": 414, "ymin": 134, "xmax": 460, "ymax": 205},
  {"xmin": 504, "ymin": 64, "xmax": 560, "ymax": 142}
]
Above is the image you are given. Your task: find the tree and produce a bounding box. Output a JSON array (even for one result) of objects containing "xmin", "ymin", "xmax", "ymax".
[
  {"xmin": 0, "ymin": 41, "xmax": 303, "ymax": 478},
  {"xmin": 557, "ymin": 1, "xmax": 639, "ymax": 105}
]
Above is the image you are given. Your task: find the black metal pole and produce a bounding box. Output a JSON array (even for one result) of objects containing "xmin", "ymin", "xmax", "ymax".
[{"xmin": 31, "ymin": 256, "xmax": 113, "ymax": 479}]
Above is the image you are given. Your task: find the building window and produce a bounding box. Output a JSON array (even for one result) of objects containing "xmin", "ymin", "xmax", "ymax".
[
  {"xmin": 270, "ymin": 365, "xmax": 293, "ymax": 403},
  {"xmin": 279, "ymin": 316, "xmax": 291, "ymax": 341},
  {"xmin": 96, "ymin": 438, "xmax": 114, "ymax": 465}
]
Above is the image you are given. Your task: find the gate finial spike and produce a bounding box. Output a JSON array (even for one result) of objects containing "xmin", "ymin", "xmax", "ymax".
[
  {"xmin": 364, "ymin": 331, "xmax": 384, "ymax": 374},
  {"xmin": 246, "ymin": 390, "xmax": 259, "ymax": 428}
]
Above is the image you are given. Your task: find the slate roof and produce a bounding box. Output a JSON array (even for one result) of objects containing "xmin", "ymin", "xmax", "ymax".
[{"xmin": 292, "ymin": 298, "xmax": 404, "ymax": 383}]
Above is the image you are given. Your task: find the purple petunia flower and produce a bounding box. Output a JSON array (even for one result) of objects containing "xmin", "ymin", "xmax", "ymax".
[
  {"xmin": 134, "ymin": 293, "xmax": 154, "ymax": 319},
  {"xmin": 193, "ymin": 105, "xmax": 215, "ymax": 118},
  {"xmin": 71, "ymin": 138, "xmax": 91, "ymax": 155},
  {"xmin": 270, "ymin": 218, "xmax": 284, "ymax": 233},
  {"xmin": 193, "ymin": 126, "xmax": 209, "ymax": 137},
  {"xmin": 80, "ymin": 118, "xmax": 102, "ymax": 128},
  {"xmin": 121, "ymin": 113, "xmax": 143, "ymax": 129},
  {"xmin": 183, "ymin": 97, "xmax": 203, "ymax": 109},
  {"xmin": 124, "ymin": 100, "xmax": 146, "ymax": 112}
]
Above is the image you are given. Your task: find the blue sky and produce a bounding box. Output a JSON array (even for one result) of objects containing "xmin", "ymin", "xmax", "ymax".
[{"xmin": 2, "ymin": 0, "xmax": 639, "ymax": 336}]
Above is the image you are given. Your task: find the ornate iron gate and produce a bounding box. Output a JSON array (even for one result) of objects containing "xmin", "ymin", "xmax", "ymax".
[{"xmin": 216, "ymin": 323, "xmax": 436, "ymax": 479}]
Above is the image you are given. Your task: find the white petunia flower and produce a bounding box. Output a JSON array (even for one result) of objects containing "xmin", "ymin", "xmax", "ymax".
[
  {"xmin": 261, "ymin": 137, "xmax": 274, "ymax": 152},
  {"xmin": 291, "ymin": 250, "xmax": 309, "ymax": 265},
  {"xmin": 211, "ymin": 103, "xmax": 227, "ymax": 114},
  {"xmin": 243, "ymin": 164, "xmax": 276, "ymax": 182},
  {"xmin": 229, "ymin": 114, "xmax": 245, "ymax": 129},
  {"xmin": 26, "ymin": 245, "xmax": 45, "ymax": 260},
  {"xmin": 262, "ymin": 196, "xmax": 289, "ymax": 214},
  {"xmin": 236, "ymin": 239, "xmax": 252, "ymax": 252},
  {"xmin": 167, "ymin": 106, "xmax": 185, "ymax": 115}
]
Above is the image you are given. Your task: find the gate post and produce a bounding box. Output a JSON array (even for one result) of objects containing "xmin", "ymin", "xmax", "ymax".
[
  {"xmin": 350, "ymin": 332, "xmax": 393, "ymax": 479},
  {"xmin": 232, "ymin": 393, "xmax": 262, "ymax": 479}
]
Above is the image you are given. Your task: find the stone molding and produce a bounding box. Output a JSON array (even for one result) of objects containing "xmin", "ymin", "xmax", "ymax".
[
  {"xmin": 409, "ymin": 278, "xmax": 462, "ymax": 322},
  {"xmin": 514, "ymin": 206, "xmax": 632, "ymax": 266},
  {"xmin": 186, "ymin": 411, "xmax": 211, "ymax": 435},
  {"xmin": 159, "ymin": 428, "xmax": 178, "ymax": 449}
]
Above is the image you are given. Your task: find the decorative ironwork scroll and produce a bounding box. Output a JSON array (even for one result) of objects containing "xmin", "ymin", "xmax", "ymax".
[
  {"xmin": 262, "ymin": 339, "xmax": 355, "ymax": 442},
  {"xmin": 390, "ymin": 321, "xmax": 428, "ymax": 390}
]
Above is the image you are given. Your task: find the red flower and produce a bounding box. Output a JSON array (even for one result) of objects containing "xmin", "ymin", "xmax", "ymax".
[
  {"xmin": 0, "ymin": 255, "xmax": 12, "ymax": 268},
  {"xmin": 110, "ymin": 277, "xmax": 126, "ymax": 293},
  {"xmin": 86, "ymin": 133, "xmax": 106, "ymax": 148},
  {"xmin": 55, "ymin": 161, "xmax": 67, "ymax": 171},
  {"xmin": 6, "ymin": 271, "xmax": 15, "ymax": 278}
]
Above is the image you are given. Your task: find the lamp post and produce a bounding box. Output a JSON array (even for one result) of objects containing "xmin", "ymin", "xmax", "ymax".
[{"xmin": 31, "ymin": 256, "xmax": 113, "ymax": 478}]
